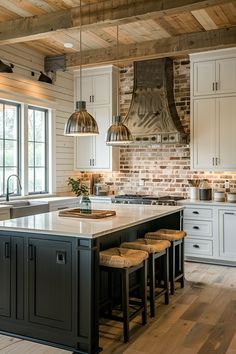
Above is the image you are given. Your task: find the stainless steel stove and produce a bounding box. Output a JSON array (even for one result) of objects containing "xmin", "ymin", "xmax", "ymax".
[{"xmin": 112, "ymin": 194, "xmax": 184, "ymax": 206}]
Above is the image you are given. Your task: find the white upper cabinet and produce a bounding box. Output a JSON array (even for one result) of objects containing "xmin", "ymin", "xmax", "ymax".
[
  {"xmin": 192, "ymin": 50, "xmax": 236, "ymax": 96},
  {"xmin": 191, "ymin": 49, "xmax": 236, "ymax": 171},
  {"xmin": 74, "ymin": 66, "xmax": 119, "ymax": 171},
  {"xmin": 76, "ymin": 73, "xmax": 110, "ymax": 105},
  {"xmin": 193, "ymin": 61, "xmax": 215, "ymax": 96}
]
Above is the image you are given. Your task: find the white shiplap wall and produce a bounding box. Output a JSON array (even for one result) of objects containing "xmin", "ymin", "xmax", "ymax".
[{"xmin": 0, "ymin": 43, "xmax": 76, "ymax": 195}]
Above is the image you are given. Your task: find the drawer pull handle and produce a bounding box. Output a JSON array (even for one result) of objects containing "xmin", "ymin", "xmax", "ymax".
[
  {"xmin": 57, "ymin": 206, "xmax": 69, "ymax": 210},
  {"xmin": 225, "ymin": 212, "xmax": 235, "ymax": 215},
  {"xmin": 193, "ymin": 226, "xmax": 199, "ymax": 230},
  {"xmin": 193, "ymin": 244, "xmax": 200, "ymax": 249},
  {"xmin": 193, "ymin": 211, "xmax": 199, "ymax": 214},
  {"xmin": 4, "ymin": 242, "xmax": 10, "ymax": 259}
]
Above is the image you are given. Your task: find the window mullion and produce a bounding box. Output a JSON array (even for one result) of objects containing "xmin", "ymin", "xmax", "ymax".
[{"xmin": 22, "ymin": 104, "xmax": 28, "ymax": 196}]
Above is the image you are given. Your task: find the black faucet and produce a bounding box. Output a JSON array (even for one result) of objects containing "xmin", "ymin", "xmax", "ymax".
[{"xmin": 6, "ymin": 174, "xmax": 22, "ymax": 201}]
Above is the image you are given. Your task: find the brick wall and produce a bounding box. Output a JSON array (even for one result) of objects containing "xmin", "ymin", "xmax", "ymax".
[{"xmin": 101, "ymin": 59, "xmax": 236, "ymax": 197}]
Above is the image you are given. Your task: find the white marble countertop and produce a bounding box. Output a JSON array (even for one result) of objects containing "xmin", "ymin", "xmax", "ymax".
[
  {"xmin": 0, "ymin": 205, "xmax": 11, "ymax": 210},
  {"xmin": 179, "ymin": 199, "xmax": 236, "ymax": 207},
  {"xmin": 0, "ymin": 203, "xmax": 183, "ymax": 239}
]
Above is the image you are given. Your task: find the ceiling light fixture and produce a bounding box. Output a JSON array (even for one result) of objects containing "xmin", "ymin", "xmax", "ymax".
[
  {"xmin": 64, "ymin": 0, "xmax": 99, "ymax": 136},
  {"xmin": 0, "ymin": 60, "xmax": 14, "ymax": 73},
  {"xmin": 64, "ymin": 42, "xmax": 74, "ymax": 49},
  {"xmin": 106, "ymin": 25, "xmax": 133, "ymax": 146}
]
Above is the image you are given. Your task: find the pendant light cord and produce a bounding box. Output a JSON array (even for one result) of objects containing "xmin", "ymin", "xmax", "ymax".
[
  {"xmin": 80, "ymin": 0, "xmax": 82, "ymax": 101},
  {"xmin": 116, "ymin": 24, "xmax": 119, "ymax": 116}
]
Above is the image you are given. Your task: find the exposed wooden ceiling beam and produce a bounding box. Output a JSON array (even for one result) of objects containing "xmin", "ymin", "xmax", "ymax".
[
  {"xmin": 45, "ymin": 26, "xmax": 236, "ymax": 70},
  {"xmin": 0, "ymin": 0, "xmax": 232, "ymax": 45}
]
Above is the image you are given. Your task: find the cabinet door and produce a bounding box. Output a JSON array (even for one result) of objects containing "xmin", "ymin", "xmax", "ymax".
[
  {"xmin": 93, "ymin": 74, "xmax": 110, "ymax": 105},
  {"xmin": 0, "ymin": 236, "xmax": 11, "ymax": 318},
  {"xmin": 75, "ymin": 105, "xmax": 95, "ymax": 170},
  {"xmin": 28, "ymin": 238, "xmax": 72, "ymax": 330},
  {"xmin": 193, "ymin": 61, "xmax": 215, "ymax": 96},
  {"xmin": 76, "ymin": 74, "xmax": 110, "ymax": 105},
  {"xmin": 216, "ymin": 96, "xmax": 236, "ymax": 170},
  {"xmin": 216, "ymin": 58, "xmax": 236, "ymax": 94},
  {"xmin": 192, "ymin": 99, "xmax": 216, "ymax": 169},
  {"xmin": 77, "ymin": 76, "xmax": 93, "ymax": 104},
  {"xmin": 93, "ymin": 106, "xmax": 111, "ymax": 169},
  {"xmin": 219, "ymin": 210, "xmax": 236, "ymax": 260}
]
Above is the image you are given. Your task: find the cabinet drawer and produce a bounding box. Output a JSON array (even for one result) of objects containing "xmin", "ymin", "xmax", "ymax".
[
  {"xmin": 183, "ymin": 220, "xmax": 212, "ymax": 237},
  {"xmin": 184, "ymin": 207, "xmax": 212, "ymax": 220},
  {"xmin": 185, "ymin": 239, "xmax": 213, "ymax": 256}
]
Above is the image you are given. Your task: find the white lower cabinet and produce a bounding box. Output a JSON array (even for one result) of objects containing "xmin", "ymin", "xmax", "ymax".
[
  {"xmin": 219, "ymin": 209, "xmax": 236, "ymax": 260},
  {"xmin": 183, "ymin": 203, "xmax": 236, "ymax": 265}
]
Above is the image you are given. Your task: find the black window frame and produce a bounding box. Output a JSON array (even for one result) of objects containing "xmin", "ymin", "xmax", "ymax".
[
  {"xmin": 0, "ymin": 100, "xmax": 21, "ymax": 197},
  {"xmin": 28, "ymin": 105, "xmax": 49, "ymax": 195}
]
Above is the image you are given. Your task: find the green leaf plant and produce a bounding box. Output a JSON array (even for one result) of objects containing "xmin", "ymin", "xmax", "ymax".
[{"xmin": 67, "ymin": 177, "xmax": 88, "ymax": 197}]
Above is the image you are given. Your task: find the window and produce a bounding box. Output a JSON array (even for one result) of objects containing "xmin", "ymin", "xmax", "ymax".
[
  {"xmin": 0, "ymin": 100, "xmax": 50, "ymax": 198},
  {"xmin": 28, "ymin": 106, "xmax": 48, "ymax": 194},
  {"xmin": 0, "ymin": 101, "xmax": 20, "ymax": 196}
]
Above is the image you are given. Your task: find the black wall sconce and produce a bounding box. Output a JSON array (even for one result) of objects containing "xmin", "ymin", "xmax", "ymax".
[
  {"xmin": 38, "ymin": 71, "xmax": 53, "ymax": 84},
  {"xmin": 0, "ymin": 60, "xmax": 14, "ymax": 73}
]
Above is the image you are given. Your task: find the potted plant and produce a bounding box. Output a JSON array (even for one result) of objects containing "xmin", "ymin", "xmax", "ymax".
[{"xmin": 67, "ymin": 177, "xmax": 91, "ymax": 213}]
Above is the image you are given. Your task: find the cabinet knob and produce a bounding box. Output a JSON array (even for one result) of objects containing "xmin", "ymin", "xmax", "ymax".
[
  {"xmin": 193, "ymin": 226, "xmax": 199, "ymax": 230},
  {"xmin": 193, "ymin": 244, "xmax": 200, "ymax": 249},
  {"xmin": 56, "ymin": 251, "xmax": 66, "ymax": 265}
]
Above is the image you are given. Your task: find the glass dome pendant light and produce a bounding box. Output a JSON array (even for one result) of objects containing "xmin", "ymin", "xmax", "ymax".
[
  {"xmin": 106, "ymin": 25, "xmax": 133, "ymax": 146},
  {"xmin": 64, "ymin": 0, "xmax": 99, "ymax": 136}
]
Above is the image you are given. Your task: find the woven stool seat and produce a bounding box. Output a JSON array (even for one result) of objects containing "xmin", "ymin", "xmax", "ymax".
[
  {"xmin": 121, "ymin": 238, "xmax": 171, "ymax": 254},
  {"xmin": 145, "ymin": 229, "xmax": 187, "ymax": 242},
  {"xmin": 100, "ymin": 247, "xmax": 148, "ymax": 268}
]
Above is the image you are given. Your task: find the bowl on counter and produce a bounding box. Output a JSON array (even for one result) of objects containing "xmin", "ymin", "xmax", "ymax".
[
  {"xmin": 213, "ymin": 191, "xmax": 225, "ymax": 202},
  {"xmin": 226, "ymin": 192, "xmax": 236, "ymax": 203}
]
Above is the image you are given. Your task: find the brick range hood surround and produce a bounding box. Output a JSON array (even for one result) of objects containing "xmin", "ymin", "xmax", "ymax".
[{"xmin": 123, "ymin": 58, "xmax": 189, "ymax": 144}]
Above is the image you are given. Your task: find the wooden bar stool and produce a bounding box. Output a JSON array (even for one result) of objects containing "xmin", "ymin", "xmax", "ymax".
[
  {"xmin": 121, "ymin": 239, "xmax": 170, "ymax": 318},
  {"xmin": 99, "ymin": 247, "xmax": 148, "ymax": 343},
  {"xmin": 145, "ymin": 229, "xmax": 187, "ymax": 295}
]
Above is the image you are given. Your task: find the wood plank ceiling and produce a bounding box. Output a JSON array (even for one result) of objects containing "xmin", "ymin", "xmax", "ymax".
[{"xmin": 0, "ymin": 0, "xmax": 236, "ymax": 66}]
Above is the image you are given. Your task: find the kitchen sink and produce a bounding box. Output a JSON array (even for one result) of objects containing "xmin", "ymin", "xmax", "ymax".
[{"xmin": 4, "ymin": 200, "xmax": 49, "ymax": 219}]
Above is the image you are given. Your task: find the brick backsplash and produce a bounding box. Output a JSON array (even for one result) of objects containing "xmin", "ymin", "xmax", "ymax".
[{"xmin": 92, "ymin": 59, "xmax": 236, "ymax": 197}]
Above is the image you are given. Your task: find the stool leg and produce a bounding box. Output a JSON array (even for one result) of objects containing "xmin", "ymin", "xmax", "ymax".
[
  {"xmin": 122, "ymin": 269, "xmax": 129, "ymax": 343},
  {"xmin": 164, "ymin": 249, "xmax": 169, "ymax": 305},
  {"xmin": 108, "ymin": 272, "xmax": 113, "ymax": 316},
  {"xmin": 180, "ymin": 239, "xmax": 185, "ymax": 289},
  {"xmin": 170, "ymin": 243, "xmax": 175, "ymax": 295},
  {"xmin": 149, "ymin": 254, "xmax": 155, "ymax": 318},
  {"xmin": 141, "ymin": 260, "xmax": 147, "ymax": 324}
]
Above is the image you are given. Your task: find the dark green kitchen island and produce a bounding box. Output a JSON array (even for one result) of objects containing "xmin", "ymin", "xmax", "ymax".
[{"xmin": 0, "ymin": 203, "xmax": 183, "ymax": 353}]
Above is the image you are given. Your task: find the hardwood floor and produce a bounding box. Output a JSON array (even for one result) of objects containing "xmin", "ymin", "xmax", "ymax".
[{"xmin": 0, "ymin": 262, "xmax": 235, "ymax": 354}]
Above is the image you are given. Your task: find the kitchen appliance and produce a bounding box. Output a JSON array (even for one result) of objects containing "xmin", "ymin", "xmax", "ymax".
[
  {"xmin": 94, "ymin": 183, "xmax": 110, "ymax": 196},
  {"xmin": 123, "ymin": 58, "xmax": 188, "ymax": 144},
  {"xmin": 112, "ymin": 194, "xmax": 184, "ymax": 206}
]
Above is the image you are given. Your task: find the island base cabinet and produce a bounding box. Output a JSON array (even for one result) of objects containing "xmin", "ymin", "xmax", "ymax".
[
  {"xmin": 0, "ymin": 236, "xmax": 24, "ymax": 320},
  {"xmin": 28, "ymin": 238, "xmax": 72, "ymax": 331}
]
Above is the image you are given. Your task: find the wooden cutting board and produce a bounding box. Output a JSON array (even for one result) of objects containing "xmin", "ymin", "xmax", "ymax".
[{"xmin": 59, "ymin": 208, "xmax": 116, "ymax": 219}]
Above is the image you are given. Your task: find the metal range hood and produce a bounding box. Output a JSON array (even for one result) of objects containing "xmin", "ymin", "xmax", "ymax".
[{"xmin": 123, "ymin": 58, "xmax": 189, "ymax": 144}]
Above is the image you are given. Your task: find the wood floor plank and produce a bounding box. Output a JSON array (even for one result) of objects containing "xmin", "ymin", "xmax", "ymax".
[{"xmin": 0, "ymin": 262, "xmax": 235, "ymax": 354}]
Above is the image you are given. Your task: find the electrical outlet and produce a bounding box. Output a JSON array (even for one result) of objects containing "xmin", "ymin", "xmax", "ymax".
[
  {"xmin": 139, "ymin": 179, "xmax": 145, "ymax": 186},
  {"xmin": 225, "ymin": 180, "xmax": 230, "ymax": 191}
]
